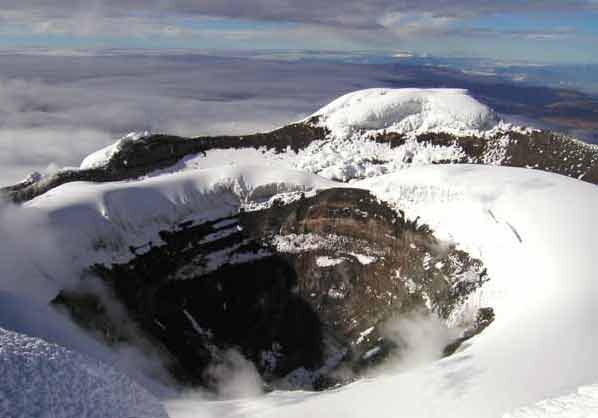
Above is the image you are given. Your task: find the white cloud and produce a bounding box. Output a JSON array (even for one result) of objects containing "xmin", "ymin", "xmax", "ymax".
[{"xmin": 378, "ymin": 11, "xmax": 460, "ymax": 38}]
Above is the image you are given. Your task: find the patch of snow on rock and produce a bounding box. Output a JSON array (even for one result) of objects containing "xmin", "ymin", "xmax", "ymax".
[
  {"xmin": 349, "ymin": 252, "xmax": 377, "ymax": 265},
  {"xmin": 316, "ymin": 256, "xmax": 345, "ymax": 267}
]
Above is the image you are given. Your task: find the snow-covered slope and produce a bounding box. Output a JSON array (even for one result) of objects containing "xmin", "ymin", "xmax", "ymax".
[
  {"xmin": 180, "ymin": 165, "xmax": 598, "ymax": 418},
  {"xmin": 0, "ymin": 327, "xmax": 168, "ymax": 418},
  {"xmin": 308, "ymin": 88, "xmax": 500, "ymax": 139}
]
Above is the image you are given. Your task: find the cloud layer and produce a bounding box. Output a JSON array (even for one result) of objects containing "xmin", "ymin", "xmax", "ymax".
[
  {"xmin": 0, "ymin": 53, "xmax": 404, "ymax": 185},
  {"xmin": 2, "ymin": 1, "xmax": 596, "ymax": 29},
  {"xmin": 1, "ymin": 1, "xmax": 596, "ymax": 50}
]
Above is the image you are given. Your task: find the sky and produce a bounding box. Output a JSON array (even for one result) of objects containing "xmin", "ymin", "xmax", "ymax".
[{"xmin": 0, "ymin": 1, "xmax": 597, "ymax": 63}]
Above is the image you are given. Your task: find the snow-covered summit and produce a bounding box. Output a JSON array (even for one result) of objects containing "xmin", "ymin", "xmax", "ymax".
[{"xmin": 308, "ymin": 88, "xmax": 500, "ymax": 139}]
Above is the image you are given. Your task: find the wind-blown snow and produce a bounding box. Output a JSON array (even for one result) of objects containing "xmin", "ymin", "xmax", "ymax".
[
  {"xmin": 308, "ymin": 88, "xmax": 500, "ymax": 139},
  {"xmin": 0, "ymin": 327, "xmax": 168, "ymax": 418}
]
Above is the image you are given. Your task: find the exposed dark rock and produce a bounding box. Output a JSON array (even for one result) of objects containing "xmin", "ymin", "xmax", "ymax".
[
  {"xmin": 374, "ymin": 129, "xmax": 598, "ymax": 182},
  {"xmin": 55, "ymin": 188, "xmax": 488, "ymax": 390},
  {"xmin": 443, "ymin": 307, "xmax": 495, "ymax": 357}
]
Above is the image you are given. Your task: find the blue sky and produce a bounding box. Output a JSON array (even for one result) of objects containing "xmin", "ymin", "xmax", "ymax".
[{"xmin": 0, "ymin": 2, "xmax": 596, "ymax": 63}]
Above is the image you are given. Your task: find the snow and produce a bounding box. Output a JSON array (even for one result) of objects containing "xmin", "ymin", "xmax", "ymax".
[
  {"xmin": 272, "ymin": 233, "xmax": 346, "ymax": 253},
  {"xmin": 503, "ymin": 384, "xmax": 598, "ymax": 417},
  {"xmin": 0, "ymin": 327, "xmax": 167, "ymax": 418},
  {"xmin": 183, "ymin": 309, "xmax": 212, "ymax": 339},
  {"xmin": 316, "ymin": 256, "xmax": 345, "ymax": 267},
  {"xmin": 307, "ymin": 88, "xmax": 500, "ymax": 139},
  {"xmin": 290, "ymin": 136, "xmax": 467, "ymax": 182},
  {"xmin": 349, "ymin": 252, "xmax": 377, "ymax": 265},
  {"xmin": 122, "ymin": 89, "xmax": 531, "ymax": 183},
  {"xmin": 356, "ymin": 326, "xmax": 375, "ymax": 344},
  {"xmin": 272, "ymin": 233, "xmax": 383, "ymax": 262}
]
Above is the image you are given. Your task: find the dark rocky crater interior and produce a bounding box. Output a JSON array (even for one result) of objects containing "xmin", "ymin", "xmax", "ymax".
[{"xmin": 53, "ymin": 187, "xmax": 492, "ymax": 392}]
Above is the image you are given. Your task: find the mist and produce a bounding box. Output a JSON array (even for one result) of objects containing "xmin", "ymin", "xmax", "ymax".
[
  {"xmin": 375, "ymin": 311, "xmax": 463, "ymax": 375},
  {"xmin": 165, "ymin": 348, "xmax": 268, "ymax": 418},
  {"xmin": 0, "ymin": 200, "xmax": 178, "ymax": 396}
]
